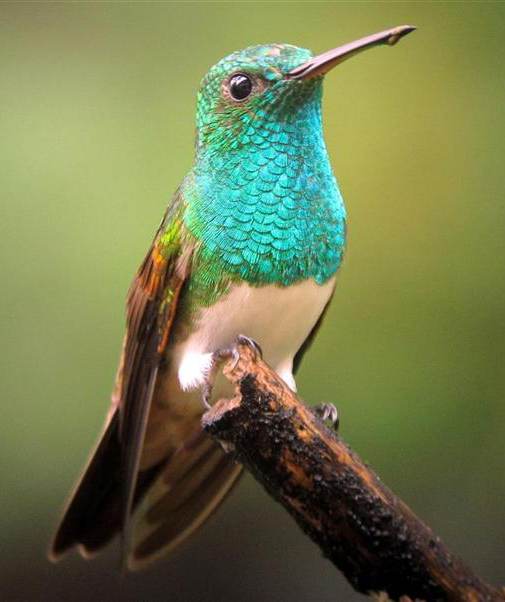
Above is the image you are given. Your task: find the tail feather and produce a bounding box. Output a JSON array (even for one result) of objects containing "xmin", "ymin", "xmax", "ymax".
[
  {"xmin": 129, "ymin": 436, "xmax": 242, "ymax": 570},
  {"xmin": 49, "ymin": 410, "xmax": 242, "ymax": 567},
  {"xmin": 49, "ymin": 413, "xmax": 122, "ymax": 560}
]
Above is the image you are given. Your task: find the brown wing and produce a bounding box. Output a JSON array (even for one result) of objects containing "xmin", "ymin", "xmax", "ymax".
[
  {"xmin": 129, "ymin": 429, "xmax": 243, "ymax": 570},
  {"xmin": 116, "ymin": 207, "xmax": 192, "ymax": 567},
  {"xmin": 49, "ymin": 196, "xmax": 192, "ymax": 562}
]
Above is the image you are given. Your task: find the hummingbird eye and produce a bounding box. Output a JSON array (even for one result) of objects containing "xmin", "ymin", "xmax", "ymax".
[{"xmin": 228, "ymin": 73, "xmax": 253, "ymax": 101}]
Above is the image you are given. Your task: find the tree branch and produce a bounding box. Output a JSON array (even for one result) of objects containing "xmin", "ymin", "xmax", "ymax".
[{"xmin": 202, "ymin": 339, "xmax": 504, "ymax": 602}]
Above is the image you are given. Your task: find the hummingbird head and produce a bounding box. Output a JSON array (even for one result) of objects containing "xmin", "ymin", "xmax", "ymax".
[
  {"xmin": 185, "ymin": 26, "xmax": 415, "ymax": 288},
  {"xmin": 194, "ymin": 26, "xmax": 415, "ymax": 155},
  {"xmin": 195, "ymin": 43, "xmax": 315, "ymax": 154}
]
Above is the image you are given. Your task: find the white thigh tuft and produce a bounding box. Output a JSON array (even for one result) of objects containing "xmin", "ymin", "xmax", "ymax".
[{"xmin": 178, "ymin": 351, "xmax": 214, "ymax": 391}]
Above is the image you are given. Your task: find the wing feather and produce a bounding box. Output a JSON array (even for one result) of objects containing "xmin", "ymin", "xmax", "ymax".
[{"xmin": 116, "ymin": 194, "xmax": 192, "ymax": 566}]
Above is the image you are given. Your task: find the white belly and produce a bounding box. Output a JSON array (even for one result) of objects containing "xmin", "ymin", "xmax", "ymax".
[{"xmin": 175, "ymin": 277, "xmax": 335, "ymax": 393}]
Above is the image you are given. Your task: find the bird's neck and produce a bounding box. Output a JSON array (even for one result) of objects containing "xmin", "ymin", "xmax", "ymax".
[{"xmin": 183, "ymin": 101, "xmax": 346, "ymax": 288}]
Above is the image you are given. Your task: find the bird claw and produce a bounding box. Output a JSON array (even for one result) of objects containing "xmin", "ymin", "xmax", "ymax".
[
  {"xmin": 201, "ymin": 380, "xmax": 213, "ymax": 411},
  {"xmin": 201, "ymin": 347, "xmax": 236, "ymax": 410},
  {"xmin": 201, "ymin": 337, "xmax": 260, "ymax": 410},
  {"xmin": 236, "ymin": 334, "xmax": 263, "ymax": 360},
  {"xmin": 313, "ymin": 402, "xmax": 339, "ymax": 431},
  {"xmin": 212, "ymin": 345, "xmax": 240, "ymax": 371}
]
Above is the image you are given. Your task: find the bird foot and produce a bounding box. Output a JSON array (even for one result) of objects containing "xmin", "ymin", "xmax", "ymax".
[
  {"xmin": 235, "ymin": 334, "xmax": 263, "ymax": 361},
  {"xmin": 313, "ymin": 402, "xmax": 339, "ymax": 432},
  {"xmin": 201, "ymin": 334, "xmax": 263, "ymax": 410},
  {"xmin": 201, "ymin": 379, "xmax": 215, "ymax": 411}
]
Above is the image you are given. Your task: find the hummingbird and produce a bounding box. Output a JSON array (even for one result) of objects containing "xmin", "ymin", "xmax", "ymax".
[{"xmin": 49, "ymin": 25, "xmax": 415, "ymax": 570}]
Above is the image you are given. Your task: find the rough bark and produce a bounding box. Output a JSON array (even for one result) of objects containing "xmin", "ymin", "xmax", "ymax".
[{"xmin": 202, "ymin": 339, "xmax": 504, "ymax": 602}]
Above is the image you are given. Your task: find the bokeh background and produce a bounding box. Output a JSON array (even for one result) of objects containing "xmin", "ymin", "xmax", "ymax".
[{"xmin": 1, "ymin": 2, "xmax": 505, "ymax": 601}]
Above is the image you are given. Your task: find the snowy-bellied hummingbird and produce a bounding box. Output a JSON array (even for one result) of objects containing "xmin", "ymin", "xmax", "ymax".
[{"xmin": 50, "ymin": 25, "xmax": 415, "ymax": 570}]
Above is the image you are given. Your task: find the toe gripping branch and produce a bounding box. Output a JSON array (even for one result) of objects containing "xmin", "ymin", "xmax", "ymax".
[
  {"xmin": 201, "ymin": 335, "xmax": 262, "ymax": 409},
  {"xmin": 313, "ymin": 401, "xmax": 339, "ymax": 431},
  {"xmin": 201, "ymin": 337, "xmax": 504, "ymax": 602}
]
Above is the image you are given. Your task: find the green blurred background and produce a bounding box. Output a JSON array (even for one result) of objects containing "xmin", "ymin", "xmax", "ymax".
[{"xmin": 1, "ymin": 2, "xmax": 504, "ymax": 600}]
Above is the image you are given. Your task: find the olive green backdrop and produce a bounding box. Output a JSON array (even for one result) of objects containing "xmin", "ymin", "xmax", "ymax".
[{"xmin": 1, "ymin": 3, "xmax": 504, "ymax": 601}]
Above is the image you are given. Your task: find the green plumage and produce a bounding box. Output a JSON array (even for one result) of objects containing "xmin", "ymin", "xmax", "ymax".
[{"xmin": 165, "ymin": 44, "xmax": 346, "ymax": 306}]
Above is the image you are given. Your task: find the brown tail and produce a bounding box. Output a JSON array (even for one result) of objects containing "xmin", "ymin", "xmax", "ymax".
[{"xmin": 49, "ymin": 410, "xmax": 242, "ymax": 567}]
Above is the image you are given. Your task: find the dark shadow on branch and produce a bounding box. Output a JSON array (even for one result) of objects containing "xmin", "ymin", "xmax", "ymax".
[{"xmin": 202, "ymin": 339, "xmax": 504, "ymax": 602}]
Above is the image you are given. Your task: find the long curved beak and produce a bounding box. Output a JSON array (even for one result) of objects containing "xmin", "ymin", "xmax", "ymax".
[{"xmin": 288, "ymin": 25, "xmax": 416, "ymax": 80}]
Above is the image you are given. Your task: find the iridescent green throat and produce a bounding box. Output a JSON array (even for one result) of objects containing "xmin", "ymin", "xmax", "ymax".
[{"xmin": 181, "ymin": 44, "xmax": 346, "ymax": 293}]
